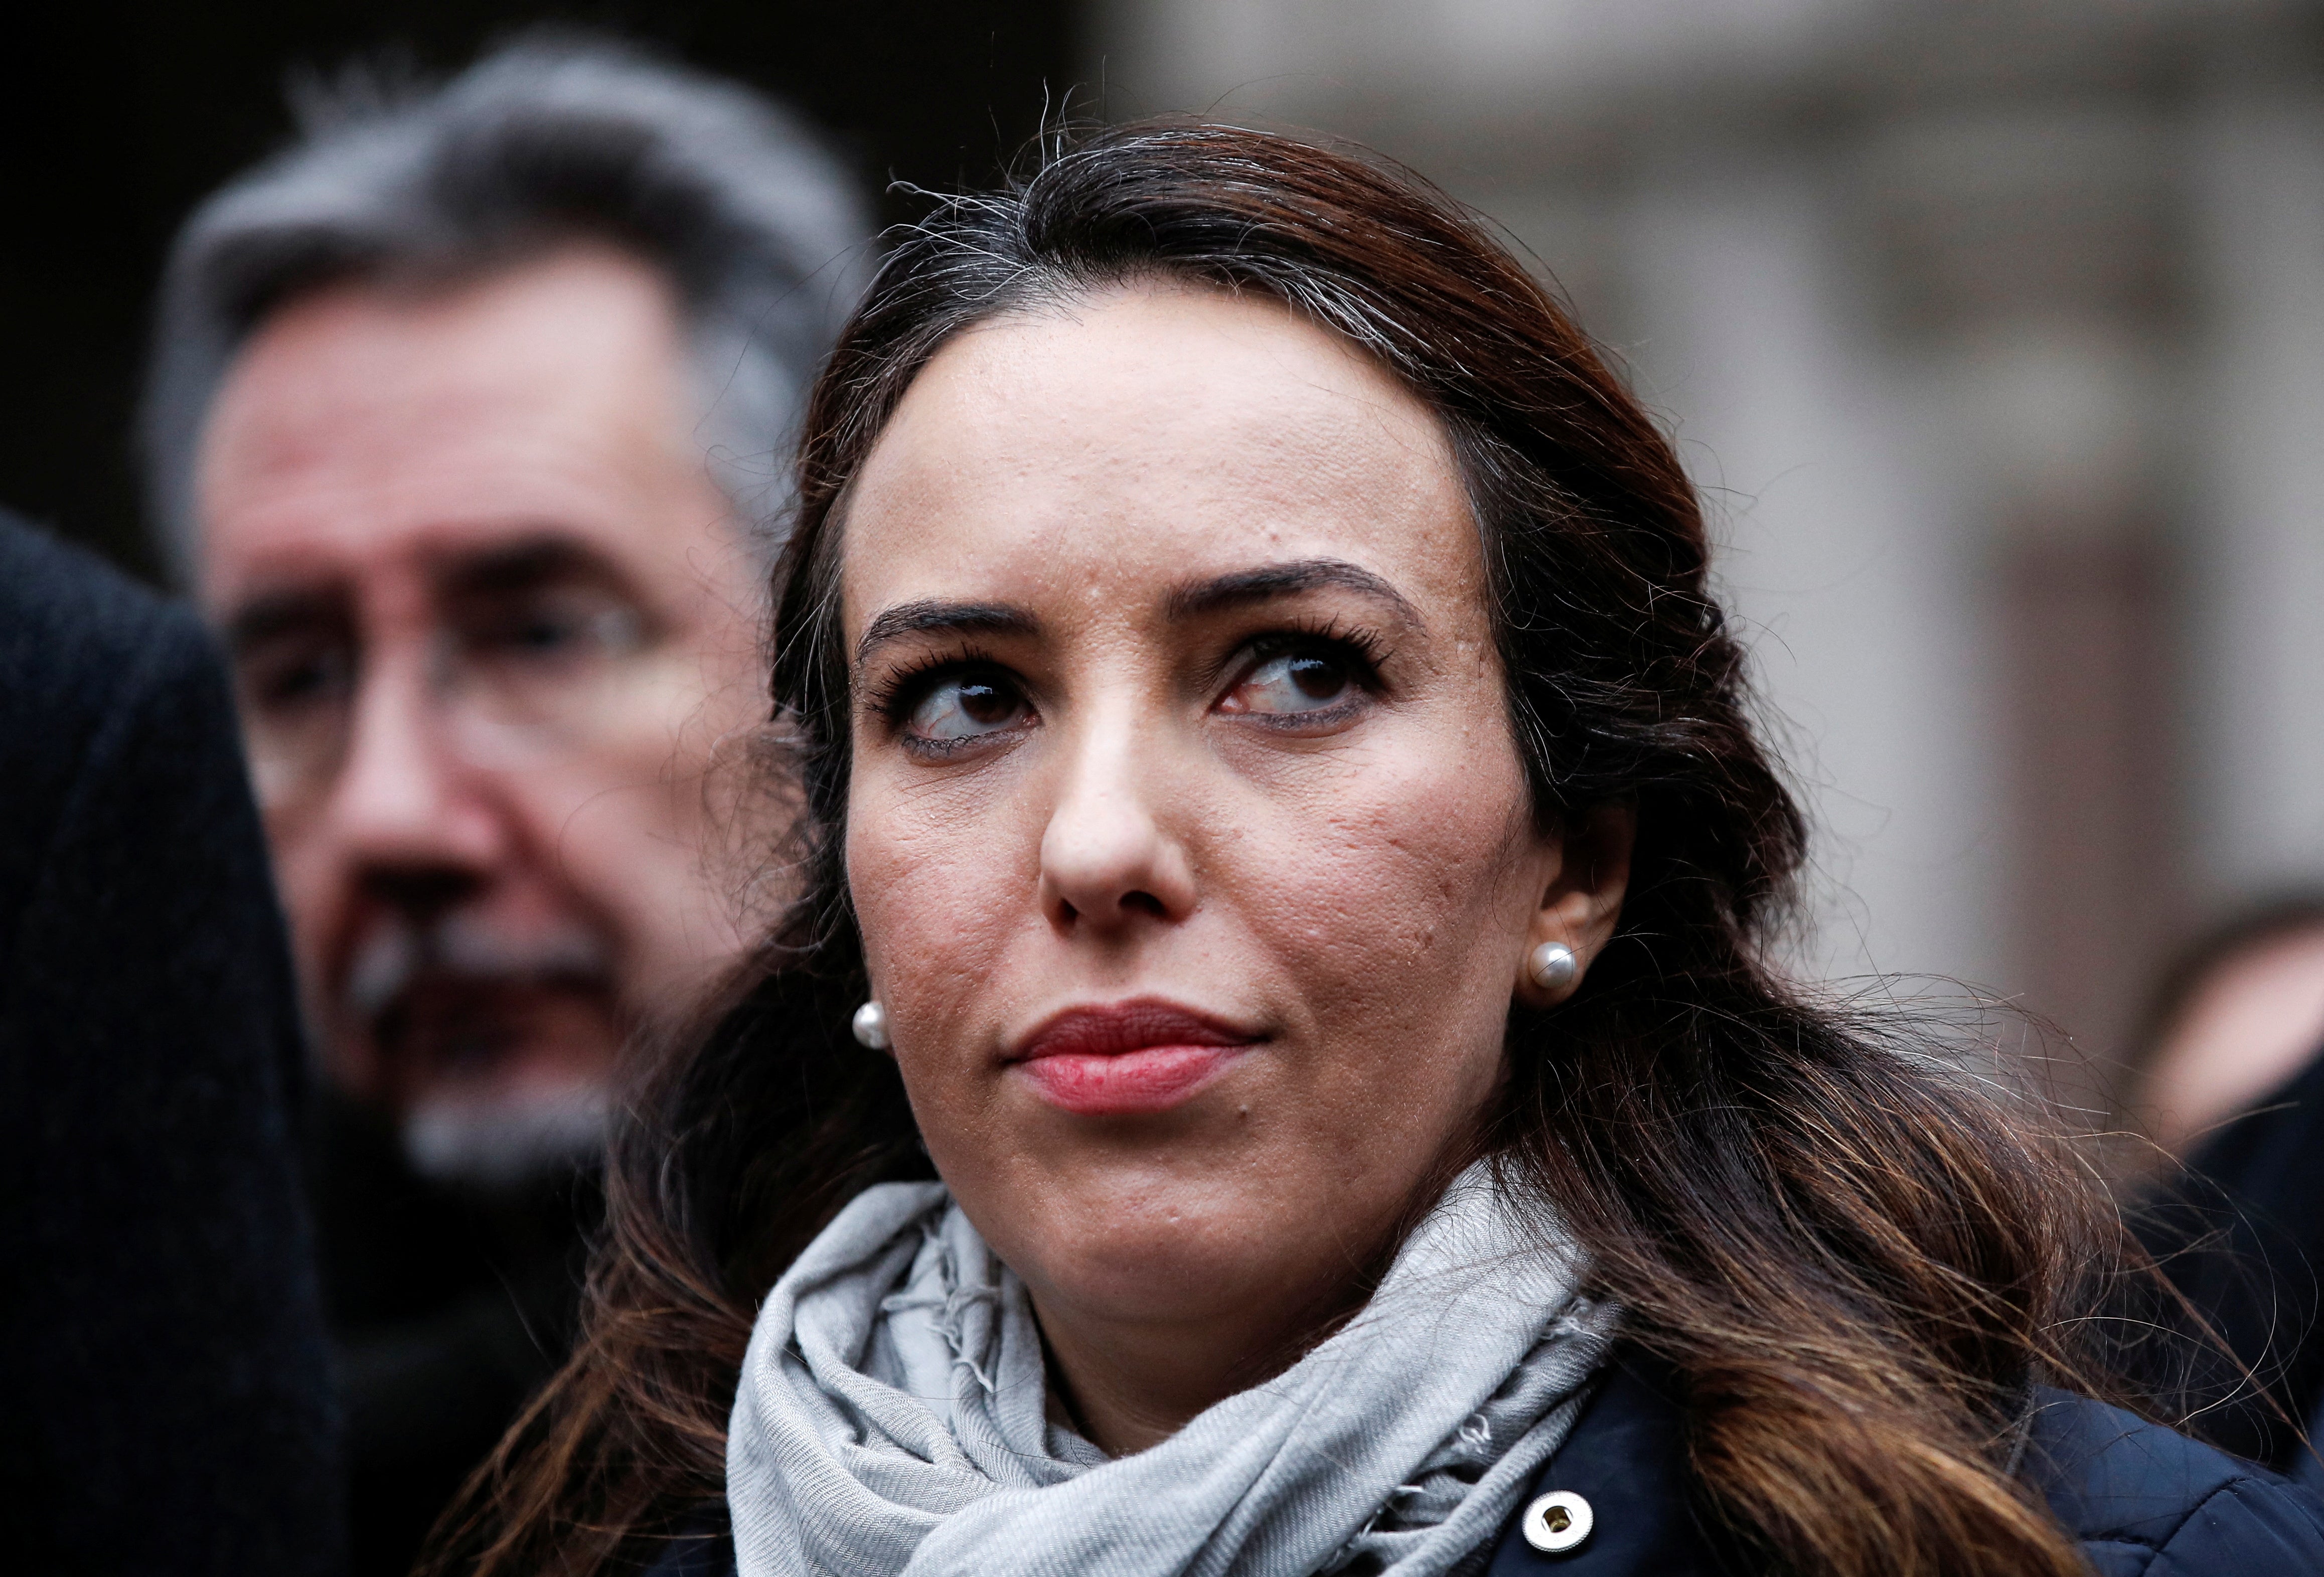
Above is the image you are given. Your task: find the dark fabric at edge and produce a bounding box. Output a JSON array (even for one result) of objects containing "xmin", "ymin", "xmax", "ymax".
[{"xmin": 0, "ymin": 513, "xmax": 345, "ymax": 1575}]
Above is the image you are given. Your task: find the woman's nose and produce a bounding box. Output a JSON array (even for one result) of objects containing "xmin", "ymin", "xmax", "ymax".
[{"xmin": 1036, "ymin": 710, "xmax": 1196, "ymax": 932}]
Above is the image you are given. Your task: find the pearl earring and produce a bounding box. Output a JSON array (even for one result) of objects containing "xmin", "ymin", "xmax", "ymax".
[
  {"xmin": 852, "ymin": 1000, "xmax": 890, "ymax": 1050},
  {"xmin": 1527, "ymin": 941, "xmax": 1579, "ymax": 996}
]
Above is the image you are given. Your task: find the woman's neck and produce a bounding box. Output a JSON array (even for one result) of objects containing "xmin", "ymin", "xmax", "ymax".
[{"xmin": 1029, "ymin": 1274, "xmax": 1376, "ymax": 1457}]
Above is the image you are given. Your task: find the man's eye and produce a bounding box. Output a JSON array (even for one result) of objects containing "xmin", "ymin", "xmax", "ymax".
[
  {"xmin": 905, "ymin": 673, "xmax": 1031, "ymax": 745},
  {"xmin": 241, "ymin": 643, "xmax": 355, "ymax": 712},
  {"xmin": 508, "ymin": 614, "xmax": 583, "ymax": 652},
  {"xmin": 1223, "ymin": 649, "xmax": 1357, "ymax": 715},
  {"xmin": 473, "ymin": 595, "xmax": 645, "ymax": 662}
]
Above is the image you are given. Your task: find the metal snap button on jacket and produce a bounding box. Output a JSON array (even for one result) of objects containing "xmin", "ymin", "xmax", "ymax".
[{"xmin": 1521, "ymin": 1489, "xmax": 1594, "ymax": 1554}]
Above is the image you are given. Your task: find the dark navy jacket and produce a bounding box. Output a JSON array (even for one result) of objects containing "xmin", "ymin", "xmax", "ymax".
[
  {"xmin": 1491, "ymin": 1361, "xmax": 2324, "ymax": 1575},
  {"xmin": 643, "ymin": 1358, "xmax": 2324, "ymax": 1575}
]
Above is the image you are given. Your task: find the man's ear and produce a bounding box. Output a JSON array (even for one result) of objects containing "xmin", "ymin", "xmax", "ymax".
[{"xmin": 1513, "ymin": 801, "xmax": 1634, "ymax": 1008}]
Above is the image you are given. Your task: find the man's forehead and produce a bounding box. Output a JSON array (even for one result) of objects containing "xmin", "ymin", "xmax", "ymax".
[
  {"xmin": 193, "ymin": 250, "xmax": 714, "ymax": 610},
  {"xmin": 197, "ymin": 438, "xmax": 655, "ymax": 610},
  {"xmin": 204, "ymin": 250, "xmax": 686, "ymax": 451},
  {"xmin": 215, "ymin": 522, "xmax": 636, "ymax": 628}
]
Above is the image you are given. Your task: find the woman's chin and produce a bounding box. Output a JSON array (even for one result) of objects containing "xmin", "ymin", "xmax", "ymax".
[{"xmin": 984, "ymin": 1185, "xmax": 1347, "ymax": 1327}]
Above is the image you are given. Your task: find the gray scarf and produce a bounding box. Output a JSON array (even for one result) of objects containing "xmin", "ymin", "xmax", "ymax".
[{"xmin": 726, "ymin": 1165, "xmax": 1616, "ymax": 1577}]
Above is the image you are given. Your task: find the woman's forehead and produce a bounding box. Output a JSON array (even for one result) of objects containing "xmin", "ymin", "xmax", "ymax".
[{"xmin": 838, "ymin": 282, "xmax": 1486, "ymax": 634}]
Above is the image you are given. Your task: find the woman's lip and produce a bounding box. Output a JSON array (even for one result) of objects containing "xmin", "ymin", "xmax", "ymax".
[
  {"xmin": 1009, "ymin": 1000, "xmax": 1258, "ymax": 1116},
  {"xmin": 1012, "ymin": 999, "xmax": 1254, "ymax": 1060},
  {"xmin": 1015, "ymin": 1044, "xmax": 1247, "ymax": 1115}
]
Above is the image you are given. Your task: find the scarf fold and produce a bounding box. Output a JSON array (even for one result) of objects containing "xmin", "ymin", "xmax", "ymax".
[{"xmin": 727, "ymin": 1165, "xmax": 1615, "ymax": 1577}]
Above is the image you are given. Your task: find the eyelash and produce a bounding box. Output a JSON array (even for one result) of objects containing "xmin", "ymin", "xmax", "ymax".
[
  {"xmin": 863, "ymin": 619, "xmax": 1397, "ymax": 734},
  {"xmin": 1222, "ymin": 617, "xmax": 1392, "ymax": 694},
  {"xmin": 867, "ymin": 645, "xmax": 1008, "ymax": 729}
]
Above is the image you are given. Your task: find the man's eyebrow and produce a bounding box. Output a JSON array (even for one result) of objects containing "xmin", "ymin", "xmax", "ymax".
[
  {"xmin": 855, "ymin": 600, "xmax": 1040, "ymax": 666},
  {"xmin": 225, "ymin": 586, "xmax": 349, "ymax": 654},
  {"xmin": 436, "ymin": 534, "xmax": 615, "ymax": 596},
  {"xmin": 1165, "ymin": 558, "xmax": 1423, "ymax": 626}
]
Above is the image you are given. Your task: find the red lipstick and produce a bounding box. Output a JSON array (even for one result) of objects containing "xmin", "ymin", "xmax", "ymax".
[{"xmin": 1009, "ymin": 999, "xmax": 1257, "ymax": 1115}]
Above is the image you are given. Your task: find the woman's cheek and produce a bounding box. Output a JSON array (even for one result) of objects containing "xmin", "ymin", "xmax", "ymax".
[
  {"xmin": 1259, "ymin": 756, "xmax": 1529, "ymax": 1062},
  {"xmin": 1296, "ymin": 747, "xmax": 1523, "ymax": 944},
  {"xmin": 847, "ymin": 780, "xmax": 964, "ymax": 992},
  {"xmin": 848, "ymin": 775, "xmax": 1026, "ymax": 1063}
]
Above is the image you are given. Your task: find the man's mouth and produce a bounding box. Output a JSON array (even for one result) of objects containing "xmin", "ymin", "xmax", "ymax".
[
  {"xmin": 371, "ymin": 974, "xmax": 622, "ymax": 1082},
  {"xmin": 339, "ymin": 913, "xmax": 623, "ymax": 1108}
]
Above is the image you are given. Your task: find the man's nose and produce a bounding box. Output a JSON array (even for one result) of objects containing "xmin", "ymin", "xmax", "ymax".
[
  {"xmin": 326, "ymin": 647, "xmax": 508, "ymax": 885},
  {"xmin": 1036, "ymin": 706, "xmax": 1197, "ymax": 933}
]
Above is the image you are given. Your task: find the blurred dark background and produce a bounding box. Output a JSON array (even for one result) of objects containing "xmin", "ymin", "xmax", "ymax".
[
  {"xmin": 9, "ymin": 0, "xmax": 2324, "ymax": 1120},
  {"xmin": 0, "ymin": 0, "xmax": 1075, "ymax": 582}
]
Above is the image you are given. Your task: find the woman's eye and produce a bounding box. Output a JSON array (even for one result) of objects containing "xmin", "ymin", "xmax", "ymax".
[
  {"xmin": 1223, "ymin": 649, "xmax": 1359, "ymax": 716},
  {"xmin": 904, "ymin": 673, "xmax": 1031, "ymax": 746}
]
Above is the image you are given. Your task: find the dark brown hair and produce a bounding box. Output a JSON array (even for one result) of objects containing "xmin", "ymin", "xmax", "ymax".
[{"xmin": 439, "ymin": 120, "xmax": 2140, "ymax": 1577}]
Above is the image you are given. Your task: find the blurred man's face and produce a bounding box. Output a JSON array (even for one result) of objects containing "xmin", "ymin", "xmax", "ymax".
[{"xmin": 196, "ymin": 244, "xmax": 770, "ymax": 1181}]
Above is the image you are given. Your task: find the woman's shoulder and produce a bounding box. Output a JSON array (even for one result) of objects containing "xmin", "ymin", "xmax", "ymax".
[
  {"xmin": 1483, "ymin": 1358, "xmax": 1743, "ymax": 1575},
  {"xmin": 1486, "ymin": 1365, "xmax": 2324, "ymax": 1576},
  {"xmin": 633, "ymin": 1380, "xmax": 2324, "ymax": 1577},
  {"xmin": 2019, "ymin": 1386, "xmax": 2324, "ymax": 1575}
]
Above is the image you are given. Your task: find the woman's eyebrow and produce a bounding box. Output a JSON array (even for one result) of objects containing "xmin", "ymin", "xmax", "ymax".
[
  {"xmin": 856, "ymin": 599, "xmax": 1039, "ymax": 666},
  {"xmin": 1165, "ymin": 558, "xmax": 1423, "ymax": 628}
]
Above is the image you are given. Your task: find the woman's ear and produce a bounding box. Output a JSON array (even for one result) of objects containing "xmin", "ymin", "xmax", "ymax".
[{"xmin": 1513, "ymin": 801, "xmax": 1635, "ymax": 1008}]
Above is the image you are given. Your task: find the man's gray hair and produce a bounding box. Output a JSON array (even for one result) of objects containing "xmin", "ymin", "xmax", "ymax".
[{"xmin": 141, "ymin": 32, "xmax": 872, "ymax": 581}]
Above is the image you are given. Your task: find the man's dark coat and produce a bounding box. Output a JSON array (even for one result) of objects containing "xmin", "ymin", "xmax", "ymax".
[{"xmin": 0, "ymin": 515, "xmax": 343, "ymax": 1575}]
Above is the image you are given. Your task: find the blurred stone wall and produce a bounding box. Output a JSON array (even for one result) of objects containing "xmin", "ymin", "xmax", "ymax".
[{"xmin": 1087, "ymin": 0, "xmax": 2324, "ymax": 1103}]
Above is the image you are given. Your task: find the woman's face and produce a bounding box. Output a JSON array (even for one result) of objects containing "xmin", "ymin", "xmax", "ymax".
[{"xmin": 841, "ymin": 282, "xmax": 1583, "ymax": 1371}]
